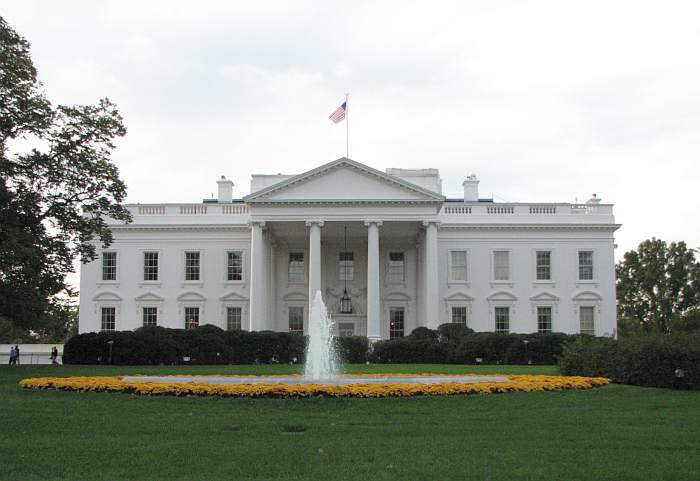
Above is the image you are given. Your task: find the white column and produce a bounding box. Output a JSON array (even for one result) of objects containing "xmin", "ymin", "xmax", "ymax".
[
  {"xmin": 249, "ymin": 221, "xmax": 266, "ymax": 331},
  {"xmin": 306, "ymin": 220, "xmax": 324, "ymax": 323},
  {"xmin": 424, "ymin": 220, "xmax": 440, "ymax": 329},
  {"xmin": 365, "ymin": 220, "xmax": 382, "ymax": 340},
  {"xmin": 268, "ymin": 241, "xmax": 277, "ymax": 330}
]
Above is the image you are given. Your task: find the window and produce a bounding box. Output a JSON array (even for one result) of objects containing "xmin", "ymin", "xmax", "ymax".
[
  {"xmin": 185, "ymin": 307, "xmax": 199, "ymax": 329},
  {"xmin": 536, "ymin": 251, "xmax": 551, "ymax": 281},
  {"xmin": 580, "ymin": 306, "xmax": 595, "ymax": 335},
  {"xmin": 227, "ymin": 307, "xmax": 242, "ymax": 331},
  {"xmin": 288, "ymin": 307, "xmax": 304, "ymax": 334},
  {"xmin": 537, "ymin": 306, "xmax": 552, "ymax": 333},
  {"xmin": 450, "ymin": 250, "xmax": 468, "ymax": 282},
  {"xmin": 102, "ymin": 252, "xmax": 117, "ymax": 281},
  {"xmin": 452, "ymin": 306, "xmax": 468, "ymax": 325},
  {"xmin": 185, "ymin": 252, "xmax": 201, "ymax": 281},
  {"xmin": 288, "ymin": 252, "xmax": 305, "ymax": 283},
  {"xmin": 142, "ymin": 307, "xmax": 158, "ymax": 327},
  {"xmin": 101, "ymin": 307, "xmax": 116, "ymax": 331},
  {"xmin": 387, "ymin": 252, "xmax": 405, "ymax": 283},
  {"xmin": 227, "ymin": 251, "xmax": 243, "ymax": 281},
  {"xmin": 493, "ymin": 251, "xmax": 510, "ymax": 281},
  {"xmin": 495, "ymin": 307, "xmax": 510, "ymax": 333},
  {"xmin": 389, "ymin": 307, "xmax": 405, "ymax": 339},
  {"xmin": 339, "ymin": 252, "xmax": 354, "ymax": 281},
  {"xmin": 578, "ymin": 251, "xmax": 593, "ymax": 280},
  {"xmin": 143, "ymin": 252, "xmax": 159, "ymax": 281},
  {"xmin": 338, "ymin": 322, "xmax": 355, "ymax": 337}
]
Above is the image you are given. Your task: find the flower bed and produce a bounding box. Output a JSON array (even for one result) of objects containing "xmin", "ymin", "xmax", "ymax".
[{"xmin": 19, "ymin": 374, "xmax": 610, "ymax": 398}]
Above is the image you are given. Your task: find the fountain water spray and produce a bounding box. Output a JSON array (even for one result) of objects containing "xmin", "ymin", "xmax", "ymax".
[{"xmin": 304, "ymin": 291, "xmax": 339, "ymax": 381}]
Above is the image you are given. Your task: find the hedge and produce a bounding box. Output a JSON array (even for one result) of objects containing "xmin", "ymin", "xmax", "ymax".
[
  {"xmin": 559, "ymin": 333, "xmax": 700, "ymax": 389},
  {"xmin": 63, "ymin": 326, "xmax": 369, "ymax": 365},
  {"xmin": 63, "ymin": 324, "xmax": 579, "ymax": 366},
  {"xmin": 370, "ymin": 329, "xmax": 577, "ymax": 365}
]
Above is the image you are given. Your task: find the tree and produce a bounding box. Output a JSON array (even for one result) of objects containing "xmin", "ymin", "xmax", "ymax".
[
  {"xmin": 616, "ymin": 238, "xmax": 700, "ymax": 334},
  {"xmin": 0, "ymin": 16, "xmax": 131, "ymax": 337}
]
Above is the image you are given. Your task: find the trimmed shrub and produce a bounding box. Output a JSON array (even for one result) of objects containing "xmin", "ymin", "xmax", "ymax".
[
  {"xmin": 335, "ymin": 336, "xmax": 369, "ymax": 363},
  {"xmin": 559, "ymin": 333, "xmax": 700, "ymax": 389}
]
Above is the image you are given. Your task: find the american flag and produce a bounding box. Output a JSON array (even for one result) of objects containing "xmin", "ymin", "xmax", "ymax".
[{"xmin": 329, "ymin": 102, "xmax": 347, "ymax": 123}]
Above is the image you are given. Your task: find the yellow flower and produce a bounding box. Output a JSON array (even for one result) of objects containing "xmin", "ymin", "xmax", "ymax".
[{"xmin": 19, "ymin": 374, "xmax": 611, "ymax": 398}]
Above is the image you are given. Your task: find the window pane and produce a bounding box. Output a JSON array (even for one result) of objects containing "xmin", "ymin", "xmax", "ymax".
[
  {"xmin": 452, "ymin": 306, "xmax": 467, "ymax": 325},
  {"xmin": 388, "ymin": 252, "xmax": 405, "ymax": 282},
  {"xmin": 493, "ymin": 251, "xmax": 509, "ymax": 281},
  {"xmin": 339, "ymin": 251, "xmax": 354, "ymax": 281},
  {"xmin": 101, "ymin": 307, "xmax": 116, "ymax": 331},
  {"xmin": 495, "ymin": 307, "xmax": 509, "ymax": 333},
  {"xmin": 144, "ymin": 252, "xmax": 159, "ymax": 281},
  {"xmin": 185, "ymin": 307, "xmax": 199, "ymax": 329},
  {"xmin": 389, "ymin": 307, "xmax": 405, "ymax": 339},
  {"xmin": 580, "ymin": 306, "xmax": 595, "ymax": 335},
  {"xmin": 536, "ymin": 251, "xmax": 551, "ymax": 281},
  {"xmin": 227, "ymin": 307, "xmax": 242, "ymax": 331},
  {"xmin": 537, "ymin": 306, "xmax": 552, "ymax": 333},
  {"xmin": 451, "ymin": 251, "xmax": 467, "ymax": 281},
  {"xmin": 578, "ymin": 251, "xmax": 593, "ymax": 280},
  {"xmin": 142, "ymin": 307, "xmax": 158, "ymax": 327},
  {"xmin": 227, "ymin": 251, "xmax": 243, "ymax": 281},
  {"xmin": 288, "ymin": 252, "xmax": 305, "ymax": 283},
  {"xmin": 102, "ymin": 252, "xmax": 117, "ymax": 281},
  {"xmin": 289, "ymin": 307, "xmax": 304, "ymax": 334},
  {"xmin": 185, "ymin": 252, "xmax": 200, "ymax": 281}
]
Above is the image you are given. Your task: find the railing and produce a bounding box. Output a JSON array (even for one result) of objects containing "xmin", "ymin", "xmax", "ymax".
[
  {"xmin": 486, "ymin": 206, "xmax": 514, "ymax": 214},
  {"xmin": 529, "ymin": 205, "xmax": 556, "ymax": 214},
  {"xmin": 129, "ymin": 204, "xmax": 250, "ymax": 217},
  {"xmin": 222, "ymin": 204, "xmax": 249, "ymax": 214},
  {"xmin": 443, "ymin": 206, "xmax": 472, "ymax": 214},
  {"xmin": 441, "ymin": 203, "xmax": 612, "ymax": 216},
  {"xmin": 138, "ymin": 206, "xmax": 165, "ymax": 215},
  {"xmin": 180, "ymin": 205, "xmax": 207, "ymax": 215}
]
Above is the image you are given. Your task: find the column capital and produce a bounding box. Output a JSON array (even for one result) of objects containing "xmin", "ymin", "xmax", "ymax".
[
  {"xmin": 248, "ymin": 220, "xmax": 267, "ymax": 228},
  {"xmin": 422, "ymin": 220, "xmax": 441, "ymax": 228},
  {"xmin": 363, "ymin": 219, "xmax": 383, "ymax": 227},
  {"xmin": 305, "ymin": 219, "xmax": 325, "ymax": 227}
]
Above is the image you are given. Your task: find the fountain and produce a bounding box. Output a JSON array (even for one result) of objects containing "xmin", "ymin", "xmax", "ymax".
[{"xmin": 304, "ymin": 291, "xmax": 338, "ymax": 381}]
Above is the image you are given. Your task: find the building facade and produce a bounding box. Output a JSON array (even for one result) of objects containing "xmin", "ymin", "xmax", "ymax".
[{"xmin": 79, "ymin": 158, "xmax": 620, "ymax": 339}]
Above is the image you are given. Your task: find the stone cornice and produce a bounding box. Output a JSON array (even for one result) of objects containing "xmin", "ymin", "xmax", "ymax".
[
  {"xmin": 439, "ymin": 223, "xmax": 622, "ymax": 232},
  {"xmin": 109, "ymin": 224, "xmax": 251, "ymax": 232},
  {"xmin": 250, "ymin": 198, "xmax": 443, "ymax": 206}
]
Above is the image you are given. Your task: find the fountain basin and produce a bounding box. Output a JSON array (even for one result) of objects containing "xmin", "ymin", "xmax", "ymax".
[{"xmin": 122, "ymin": 375, "xmax": 509, "ymax": 385}]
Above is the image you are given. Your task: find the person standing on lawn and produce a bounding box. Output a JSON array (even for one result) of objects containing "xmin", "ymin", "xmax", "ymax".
[
  {"xmin": 14, "ymin": 345, "xmax": 20, "ymax": 365},
  {"xmin": 8, "ymin": 346, "xmax": 15, "ymax": 365},
  {"xmin": 51, "ymin": 346, "xmax": 59, "ymax": 365}
]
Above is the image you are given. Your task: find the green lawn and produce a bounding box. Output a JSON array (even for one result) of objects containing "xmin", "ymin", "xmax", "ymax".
[{"xmin": 2, "ymin": 364, "xmax": 700, "ymax": 481}]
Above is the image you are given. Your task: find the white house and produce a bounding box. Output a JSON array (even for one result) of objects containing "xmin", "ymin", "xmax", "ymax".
[{"xmin": 79, "ymin": 158, "xmax": 620, "ymax": 339}]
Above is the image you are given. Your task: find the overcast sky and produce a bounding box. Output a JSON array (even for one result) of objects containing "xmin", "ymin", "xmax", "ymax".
[{"xmin": 4, "ymin": 1, "xmax": 700, "ymax": 266}]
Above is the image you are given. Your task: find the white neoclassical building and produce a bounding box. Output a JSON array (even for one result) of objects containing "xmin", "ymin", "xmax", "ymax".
[{"xmin": 79, "ymin": 158, "xmax": 620, "ymax": 339}]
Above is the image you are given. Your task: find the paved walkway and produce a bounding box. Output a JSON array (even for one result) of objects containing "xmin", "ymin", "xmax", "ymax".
[{"xmin": 122, "ymin": 375, "xmax": 509, "ymax": 385}]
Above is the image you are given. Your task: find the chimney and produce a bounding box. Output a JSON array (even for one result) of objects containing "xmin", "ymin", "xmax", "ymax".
[
  {"xmin": 462, "ymin": 174, "xmax": 479, "ymax": 202},
  {"xmin": 217, "ymin": 175, "xmax": 234, "ymax": 203},
  {"xmin": 586, "ymin": 193, "xmax": 601, "ymax": 205}
]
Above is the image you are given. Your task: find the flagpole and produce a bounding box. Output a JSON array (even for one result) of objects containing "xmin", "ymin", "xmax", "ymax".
[{"xmin": 345, "ymin": 92, "xmax": 349, "ymax": 159}]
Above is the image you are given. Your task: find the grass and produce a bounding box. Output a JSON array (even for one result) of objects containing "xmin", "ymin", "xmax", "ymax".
[{"xmin": 2, "ymin": 364, "xmax": 700, "ymax": 481}]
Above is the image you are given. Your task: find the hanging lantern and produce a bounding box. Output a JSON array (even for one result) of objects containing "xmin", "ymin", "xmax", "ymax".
[
  {"xmin": 339, "ymin": 287, "xmax": 353, "ymax": 314},
  {"xmin": 339, "ymin": 225, "xmax": 353, "ymax": 314}
]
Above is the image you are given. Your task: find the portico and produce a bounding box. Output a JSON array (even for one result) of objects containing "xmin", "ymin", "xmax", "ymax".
[{"xmin": 247, "ymin": 219, "xmax": 439, "ymax": 339}]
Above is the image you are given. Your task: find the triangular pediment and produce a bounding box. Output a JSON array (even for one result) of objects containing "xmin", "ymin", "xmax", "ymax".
[
  {"xmin": 244, "ymin": 158, "xmax": 444, "ymax": 204},
  {"xmin": 529, "ymin": 291, "xmax": 559, "ymax": 302},
  {"xmin": 444, "ymin": 292, "xmax": 475, "ymax": 302},
  {"xmin": 135, "ymin": 292, "xmax": 165, "ymax": 302},
  {"xmin": 219, "ymin": 291, "xmax": 249, "ymax": 302}
]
